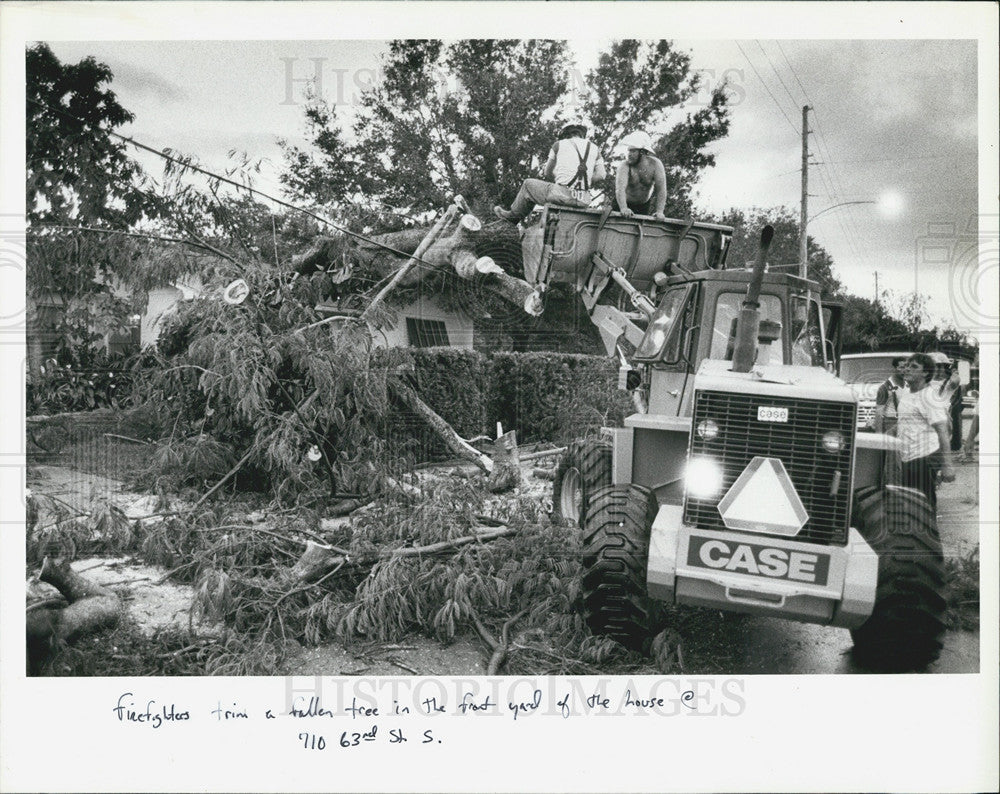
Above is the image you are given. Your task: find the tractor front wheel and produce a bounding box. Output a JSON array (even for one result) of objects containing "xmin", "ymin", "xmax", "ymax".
[
  {"xmin": 552, "ymin": 438, "xmax": 612, "ymax": 526},
  {"xmin": 581, "ymin": 484, "xmax": 660, "ymax": 651},
  {"xmin": 850, "ymin": 485, "xmax": 947, "ymax": 671}
]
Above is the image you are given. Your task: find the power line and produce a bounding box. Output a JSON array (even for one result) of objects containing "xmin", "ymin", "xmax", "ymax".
[
  {"xmin": 776, "ymin": 41, "xmax": 811, "ymax": 103},
  {"xmin": 734, "ymin": 41, "xmax": 800, "ymax": 136},
  {"xmin": 817, "ymin": 153, "xmax": 967, "ymax": 165},
  {"xmin": 26, "ymin": 96, "xmax": 437, "ymax": 267},
  {"xmin": 756, "ymin": 41, "xmax": 802, "ymax": 112},
  {"xmin": 769, "ymin": 40, "xmax": 868, "ymax": 262},
  {"xmin": 747, "ymin": 41, "xmax": 865, "ymax": 267}
]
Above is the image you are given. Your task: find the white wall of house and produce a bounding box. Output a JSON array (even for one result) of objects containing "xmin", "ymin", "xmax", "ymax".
[
  {"xmin": 141, "ymin": 278, "xmax": 203, "ymax": 347},
  {"xmin": 374, "ymin": 295, "xmax": 474, "ymax": 349},
  {"xmin": 141, "ymin": 283, "xmax": 471, "ymax": 350}
]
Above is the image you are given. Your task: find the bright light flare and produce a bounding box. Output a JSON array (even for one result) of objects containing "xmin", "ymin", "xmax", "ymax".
[
  {"xmin": 685, "ymin": 456, "xmax": 724, "ymax": 499},
  {"xmin": 878, "ymin": 190, "xmax": 906, "ymax": 218}
]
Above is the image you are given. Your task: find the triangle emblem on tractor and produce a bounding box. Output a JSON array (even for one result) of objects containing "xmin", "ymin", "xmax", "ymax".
[{"xmin": 717, "ymin": 456, "xmax": 808, "ymax": 536}]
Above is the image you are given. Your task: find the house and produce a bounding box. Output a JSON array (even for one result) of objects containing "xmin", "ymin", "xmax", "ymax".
[{"xmin": 315, "ymin": 294, "xmax": 474, "ymax": 349}]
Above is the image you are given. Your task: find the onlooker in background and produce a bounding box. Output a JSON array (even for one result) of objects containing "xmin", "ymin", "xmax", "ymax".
[
  {"xmin": 947, "ymin": 362, "xmax": 965, "ymax": 452},
  {"xmin": 494, "ymin": 122, "xmax": 605, "ymax": 224},
  {"xmin": 897, "ymin": 353, "xmax": 956, "ymax": 510},
  {"xmin": 872, "ymin": 356, "xmax": 907, "ymax": 435},
  {"xmin": 929, "ymin": 352, "xmax": 964, "ymax": 451},
  {"xmin": 613, "ymin": 131, "xmax": 667, "ymax": 219},
  {"xmin": 960, "ymin": 393, "xmax": 979, "ymax": 463},
  {"xmin": 873, "ymin": 355, "xmax": 907, "ymax": 484}
]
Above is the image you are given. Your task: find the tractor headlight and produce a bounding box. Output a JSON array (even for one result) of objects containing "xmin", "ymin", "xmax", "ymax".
[
  {"xmin": 696, "ymin": 419, "xmax": 720, "ymax": 440},
  {"xmin": 685, "ymin": 456, "xmax": 724, "ymax": 498},
  {"xmin": 821, "ymin": 430, "xmax": 845, "ymax": 453}
]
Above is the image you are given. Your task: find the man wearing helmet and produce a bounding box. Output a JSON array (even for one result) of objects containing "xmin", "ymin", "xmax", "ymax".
[
  {"xmin": 494, "ymin": 122, "xmax": 605, "ymax": 224},
  {"xmin": 614, "ymin": 131, "xmax": 667, "ymax": 220}
]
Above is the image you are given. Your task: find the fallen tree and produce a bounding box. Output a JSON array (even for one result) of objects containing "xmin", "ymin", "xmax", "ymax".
[
  {"xmin": 26, "ymin": 557, "xmax": 123, "ymax": 672},
  {"xmin": 293, "ymin": 202, "xmax": 543, "ymax": 319}
]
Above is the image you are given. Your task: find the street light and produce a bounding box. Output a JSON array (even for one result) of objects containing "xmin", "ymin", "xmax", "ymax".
[
  {"xmin": 799, "ymin": 200, "xmax": 877, "ymax": 278},
  {"xmin": 808, "ymin": 200, "xmax": 877, "ymax": 224}
]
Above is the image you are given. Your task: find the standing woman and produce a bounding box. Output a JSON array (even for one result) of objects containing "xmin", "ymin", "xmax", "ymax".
[{"xmin": 896, "ymin": 353, "xmax": 956, "ymax": 510}]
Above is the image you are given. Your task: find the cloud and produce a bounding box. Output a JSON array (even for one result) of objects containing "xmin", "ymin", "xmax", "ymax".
[{"xmin": 111, "ymin": 62, "xmax": 188, "ymax": 103}]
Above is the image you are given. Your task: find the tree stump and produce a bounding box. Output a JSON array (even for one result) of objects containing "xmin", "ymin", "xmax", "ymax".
[
  {"xmin": 27, "ymin": 557, "xmax": 124, "ymax": 672},
  {"xmin": 487, "ymin": 430, "xmax": 521, "ymax": 493}
]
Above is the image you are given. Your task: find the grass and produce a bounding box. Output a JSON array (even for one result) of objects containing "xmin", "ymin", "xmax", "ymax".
[
  {"xmin": 28, "ymin": 414, "xmax": 156, "ymax": 483},
  {"xmin": 35, "ymin": 619, "xmax": 214, "ymax": 677},
  {"xmin": 943, "ymin": 547, "xmax": 979, "ymax": 631}
]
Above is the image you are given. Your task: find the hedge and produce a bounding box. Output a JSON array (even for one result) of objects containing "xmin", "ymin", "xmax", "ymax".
[
  {"xmin": 31, "ymin": 346, "xmax": 628, "ymax": 457},
  {"xmin": 407, "ymin": 348, "xmax": 629, "ymax": 446}
]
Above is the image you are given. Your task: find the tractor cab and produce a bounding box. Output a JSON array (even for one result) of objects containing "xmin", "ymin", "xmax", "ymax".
[
  {"xmin": 630, "ymin": 269, "xmax": 832, "ymax": 416},
  {"xmin": 519, "ymin": 202, "xmax": 837, "ymax": 418}
]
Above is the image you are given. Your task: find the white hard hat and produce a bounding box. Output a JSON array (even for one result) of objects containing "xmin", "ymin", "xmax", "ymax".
[{"xmin": 620, "ymin": 131, "xmax": 655, "ymax": 153}]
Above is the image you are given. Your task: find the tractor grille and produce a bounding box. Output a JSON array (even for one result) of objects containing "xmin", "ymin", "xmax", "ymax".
[{"xmin": 683, "ymin": 390, "xmax": 856, "ymax": 545}]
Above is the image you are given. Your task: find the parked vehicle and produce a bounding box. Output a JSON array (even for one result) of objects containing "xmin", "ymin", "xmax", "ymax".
[{"xmin": 838, "ymin": 352, "xmax": 913, "ymax": 430}]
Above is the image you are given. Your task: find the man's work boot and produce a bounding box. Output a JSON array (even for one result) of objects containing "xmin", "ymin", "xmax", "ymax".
[{"xmin": 493, "ymin": 206, "xmax": 519, "ymax": 223}]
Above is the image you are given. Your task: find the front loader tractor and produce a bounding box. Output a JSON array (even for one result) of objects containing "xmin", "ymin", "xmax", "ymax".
[{"xmin": 522, "ymin": 204, "xmax": 946, "ymax": 671}]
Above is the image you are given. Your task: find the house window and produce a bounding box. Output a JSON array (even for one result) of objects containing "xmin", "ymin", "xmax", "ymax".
[{"xmin": 406, "ymin": 317, "xmax": 450, "ymax": 348}]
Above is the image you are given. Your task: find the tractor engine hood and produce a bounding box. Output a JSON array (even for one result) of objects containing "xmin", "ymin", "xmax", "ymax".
[{"xmin": 694, "ymin": 359, "xmax": 856, "ymax": 404}]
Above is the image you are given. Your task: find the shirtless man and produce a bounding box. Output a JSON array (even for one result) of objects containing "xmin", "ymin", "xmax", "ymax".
[{"xmin": 613, "ymin": 131, "xmax": 667, "ymax": 219}]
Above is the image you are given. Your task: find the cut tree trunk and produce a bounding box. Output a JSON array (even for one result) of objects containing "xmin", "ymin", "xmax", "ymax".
[
  {"xmin": 487, "ymin": 430, "xmax": 521, "ymax": 493},
  {"xmin": 388, "ymin": 379, "xmax": 494, "ymax": 473},
  {"xmin": 361, "ymin": 205, "xmax": 459, "ymax": 324},
  {"xmin": 28, "ymin": 557, "xmax": 123, "ymax": 648},
  {"xmin": 294, "ymin": 216, "xmax": 542, "ymax": 318}
]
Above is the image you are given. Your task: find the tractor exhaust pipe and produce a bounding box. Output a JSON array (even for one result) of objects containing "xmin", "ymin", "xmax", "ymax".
[{"xmin": 731, "ymin": 225, "xmax": 774, "ymax": 373}]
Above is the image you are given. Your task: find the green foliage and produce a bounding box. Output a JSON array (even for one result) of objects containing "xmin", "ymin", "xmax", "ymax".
[
  {"xmin": 409, "ymin": 348, "xmax": 492, "ymax": 437},
  {"xmin": 711, "ymin": 205, "xmax": 844, "ymax": 296},
  {"xmin": 282, "ymin": 40, "xmax": 573, "ymax": 218},
  {"xmin": 143, "ymin": 290, "xmax": 627, "ymax": 497},
  {"xmin": 489, "ymin": 352, "xmax": 628, "ymax": 443},
  {"xmin": 281, "ymin": 39, "xmax": 733, "ymax": 220},
  {"xmin": 340, "ymin": 482, "xmax": 578, "ymax": 644},
  {"xmin": 388, "ymin": 348, "xmax": 627, "ymax": 452},
  {"xmin": 839, "ymin": 294, "xmax": 909, "ymax": 352},
  {"xmin": 33, "ymin": 621, "xmax": 213, "ymax": 677},
  {"xmin": 26, "ymin": 43, "xmax": 145, "ymax": 226},
  {"xmin": 135, "ymin": 267, "xmax": 399, "ymax": 499},
  {"xmin": 585, "ymin": 40, "xmax": 732, "ymax": 216},
  {"xmin": 26, "ymin": 354, "xmax": 135, "ymax": 414},
  {"xmin": 143, "ymin": 435, "xmax": 238, "ymax": 492}
]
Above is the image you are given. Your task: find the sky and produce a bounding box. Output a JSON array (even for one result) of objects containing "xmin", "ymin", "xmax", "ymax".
[{"xmin": 40, "ymin": 36, "xmax": 986, "ymax": 333}]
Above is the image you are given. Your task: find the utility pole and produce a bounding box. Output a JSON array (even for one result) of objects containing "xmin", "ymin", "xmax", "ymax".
[
  {"xmin": 799, "ymin": 105, "xmax": 811, "ymax": 278},
  {"xmin": 874, "ymin": 271, "xmax": 879, "ymax": 304}
]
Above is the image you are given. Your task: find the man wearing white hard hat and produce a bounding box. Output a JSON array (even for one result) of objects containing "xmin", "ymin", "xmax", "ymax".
[
  {"xmin": 614, "ymin": 131, "xmax": 667, "ymax": 220},
  {"xmin": 494, "ymin": 122, "xmax": 606, "ymax": 224}
]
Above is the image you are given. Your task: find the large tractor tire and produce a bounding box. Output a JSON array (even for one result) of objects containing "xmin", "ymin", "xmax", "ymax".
[
  {"xmin": 850, "ymin": 485, "xmax": 947, "ymax": 671},
  {"xmin": 552, "ymin": 437, "xmax": 612, "ymax": 526},
  {"xmin": 581, "ymin": 484, "xmax": 661, "ymax": 651}
]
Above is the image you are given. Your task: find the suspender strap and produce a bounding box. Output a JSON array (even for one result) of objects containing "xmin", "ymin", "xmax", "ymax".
[{"xmin": 563, "ymin": 140, "xmax": 592, "ymax": 190}]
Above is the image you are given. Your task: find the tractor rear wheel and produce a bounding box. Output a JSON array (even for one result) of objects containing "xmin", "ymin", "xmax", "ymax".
[
  {"xmin": 581, "ymin": 484, "xmax": 660, "ymax": 651},
  {"xmin": 850, "ymin": 485, "xmax": 947, "ymax": 671},
  {"xmin": 552, "ymin": 438, "xmax": 612, "ymax": 526}
]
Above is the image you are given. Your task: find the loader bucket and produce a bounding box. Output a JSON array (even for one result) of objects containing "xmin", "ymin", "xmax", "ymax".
[{"xmin": 522, "ymin": 205, "xmax": 732, "ymax": 293}]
